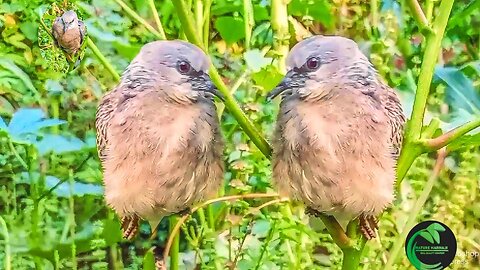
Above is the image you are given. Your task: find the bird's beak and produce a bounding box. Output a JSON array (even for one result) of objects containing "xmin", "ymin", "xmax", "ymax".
[
  {"xmin": 267, "ymin": 70, "xmax": 294, "ymax": 101},
  {"xmin": 199, "ymin": 73, "xmax": 225, "ymax": 102}
]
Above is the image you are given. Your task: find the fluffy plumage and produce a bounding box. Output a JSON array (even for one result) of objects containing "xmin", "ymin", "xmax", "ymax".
[
  {"xmin": 52, "ymin": 10, "xmax": 86, "ymax": 55},
  {"xmin": 268, "ymin": 35, "xmax": 405, "ymax": 239},
  {"xmin": 96, "ymin": 40, "xmax": 224, "ymax": 239}
]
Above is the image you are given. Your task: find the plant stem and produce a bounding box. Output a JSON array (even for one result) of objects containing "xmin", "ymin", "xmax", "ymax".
[
  {"xmin": 202, "ymin": 0, "xmax": 212, "ymax": 48},
  {"xmin": 0, "ymin": 216, "xmax": 11, "ymax": 270},
  {"xmin": 271, "ymin": 0, "xmax": 290, "ymax": 73},
  {"xmin": 113, "ymin": 0, "xmax": 165, "ymax": 40},
  {"xmin": 386, "ymin": 149, "xmax": 446, "ymax": 267},
  {"xmin": 169, "ymin": 216, "xmax": 180, "ymax": 270},
  {"xmin": 319, "ymin": 215, "xmax": 354, "ymax": 249},
  {"xmin": 194, "ymin": 0, "xmax": 204, "ymax": 38},
  {"xmin": 86, "ymin": 38, "xmax": 120, "ymax": 82},
  {"xmin": 398, "ymin": 0, "xmax": 455, "ymax": 186},
  {"xmin": 406, "ymin": 0, "xmax": 455, "ymax": 142},
  {"xmin": 147, "ymin": 0, "xmax": 167, "ymax": 38},
  {"xmin": 171, "ymin": 0, "xmax": 272, "ymax": 157},
  {"xmin": 162, "ymin": 193, "xmax": 280, "ymax": 264},
  {"xmin": 406, "ymin": 0, "xmax": 432, "ymax": 31},
  {"xmin": 243, "ymin": 0, "xmax": 254, "ymax": 50},
  {"xmin": 341, "ymin": 245, "xmax": 364, "ymax": 270},
  {"xmin": 424, "ymin": 118, "xmax": 480, "ymax": 150}
]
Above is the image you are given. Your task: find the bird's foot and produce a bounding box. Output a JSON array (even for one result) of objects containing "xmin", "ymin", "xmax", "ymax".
[
  {"xmin": 305, "ymin": 206, "xmax": 323, "ymax": 217},
  {"xmin": 359, "ymin": 214, "xmax": 378, "ymax": 240},
  {"xmin": 176, "ymin": 207, "xmax": 192, "ymax": 217},
  {"xmin": 154, "ymin": 246, "xmax": 166, "ymax": 270},
  {"xmin": 121, "ymin": 215, "xmax": 140, "ymax": 240}
]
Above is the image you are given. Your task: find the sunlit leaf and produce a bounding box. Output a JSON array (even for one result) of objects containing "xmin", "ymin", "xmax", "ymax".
[{"xmin": 215, "ymin": 16, "xmax": 245, "ymax": 44}]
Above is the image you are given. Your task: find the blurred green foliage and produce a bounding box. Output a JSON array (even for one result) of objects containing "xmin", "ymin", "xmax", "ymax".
[{"xmin": 0, "ymin": 0, "xmax": 479, "ymax": 269}]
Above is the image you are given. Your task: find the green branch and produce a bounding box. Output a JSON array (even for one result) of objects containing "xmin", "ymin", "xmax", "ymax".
[
  {"xmin": 423, "ymin": 118, "xmax": 480, "ymax": 150},
  {"xmin": 86, "ymin": 38, "xmax": 121, "ymax": 82},
  {"xmin": 147, "ymin": 0, "xmax": 167, "ymax": 38},
  {"xmin": 113, "ymin": 0, "xmax": 165, "ymax": 40},
  {"xmin": 406, "ymin": 0, "xmax": 432, "ymax": 32},
  {"xmin": 397, "ymin": 0, "xmax": 455, "ymax": 184}
]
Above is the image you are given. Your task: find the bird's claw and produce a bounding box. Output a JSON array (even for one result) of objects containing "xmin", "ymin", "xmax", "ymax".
[
  {"xmin": 359, "ymin": 214, "xmax": 378, "ymax": 240},
  {"xmin": 121, "ymin": 215, "xmax": 140, "ymax": 240},
  {"xmin": 176, "ymin": 207, "xmax": 192, "ymax": 217}
]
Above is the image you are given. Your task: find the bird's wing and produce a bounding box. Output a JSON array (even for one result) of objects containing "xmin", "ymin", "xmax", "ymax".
[
  {"xmin": 95, "ymin": 90, "xmax": 118, "ymax": 162},
  {"xmin": 78, "ymin": 21, "xmax": 86, "ymax": 45},
  {"xmin": 382, "ymin": 85, "xmax": 406, "ymax": 159}
]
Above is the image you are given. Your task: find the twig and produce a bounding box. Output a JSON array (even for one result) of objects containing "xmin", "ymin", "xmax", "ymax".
[
  {"xmin": 85, "ymin": 38, "xmax": 121, "ymax": 82},
  {"xmin": 385, "ymin": 148, "xmax": 447, "ymax": 268},
  {"xmin": 162, "ymin": 193, "xmax": 279, "ymax": 265},
  {"xmin": 423, "ymin": 118, "xmax": 480, "ymax": 150},
  {"xmin": 113, "ymin": 0, "xmax": 165, "ymax": 40},
  {"xmin": 147, "ymin": 0, "xmax": 166, "ymax": 38}
]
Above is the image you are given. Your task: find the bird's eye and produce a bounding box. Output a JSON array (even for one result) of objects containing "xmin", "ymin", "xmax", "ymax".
[
  {"xmin": 305, "ymin": 57, "xmax": 320, "ymax": 71},
  {"xmin": 177, "ymin": 61, "xmax": 192, "ymax": 74}
]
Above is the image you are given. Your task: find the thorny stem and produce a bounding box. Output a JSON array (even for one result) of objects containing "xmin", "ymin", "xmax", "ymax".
[
  {"xmin": 405, "ymin": 0, "xmax": 455, "ymax": 142},
  {"xmin": 398, "ymin": 0, "xmax": 455, "ymax": 185},
  {"xmin": 172, "ymin": 0, "xmax": 272, "ymax": 157},
  {"xmin": 385, "ymin": 149, "xmax": 447, "ymax": 268}
]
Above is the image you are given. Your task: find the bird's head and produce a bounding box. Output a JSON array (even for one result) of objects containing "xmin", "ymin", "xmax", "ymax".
[
  {"xmin": 267, "ymin": 35, "xmax": 370, "ymax": 100},
  {"xmin": 60, "ymin": 10, "xmax": 79, "ymax": 32},
  {"xmin": 125, "ymin": 40, "xmax": 223, "ymax": 103}
]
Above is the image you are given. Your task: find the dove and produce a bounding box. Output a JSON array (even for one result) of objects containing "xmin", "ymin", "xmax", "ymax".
[
  {"xmin": 268, "ymin": 35, "xmax": 405, "ymax": 239},
  {"xmin": 52, "ymin": 10, "xmax": 86, "ymax": 55},
  {"xmin": 95, "ymin": 40, "xmax": 225, "ymax": 239}
]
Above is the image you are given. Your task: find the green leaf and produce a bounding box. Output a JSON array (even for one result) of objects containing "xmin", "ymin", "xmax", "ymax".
[
  {"xmin": 0, "ymin": 58, "xmax": 40, "ymax": 100},
  {"xmin": 419, "ymin": 231, "xmax": 435, "ymax": 244},
  {"xmin": 252, "ymin": 65, "xmax": 283, "ymax": 91},
  {"xmin": 448, "ymin": 133, "xmax": 480, "ymax": 151},
  {"xmin": 435, "ymin": 66, "xmax": 480, "ymax": 115},
  {"xmin": 214, "ymin": 16, "xmax": 245, "ymax": 44},
  {"xmin": 288, "ymin": 0, "xmax": 334, "ymax": 29},
  {"xmin": 19, "ymin": 21, "xmax": 38, "ymax": 41},
  {"xmin": 7, "ymin": 108, "xmax": 66, "ymax": 139},
  {"xmin": 251, "ymin": 219, "xmax": 271, "ymax": 238},
  {"xmin": 244, "ymin": 49, "xmax": 272, "ymax": 72},
  {"xmin": 35, "ymin": 134, "xmax": 85, "ymax": 155}
]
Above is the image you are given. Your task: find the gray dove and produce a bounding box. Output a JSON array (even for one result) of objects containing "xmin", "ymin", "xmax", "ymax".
[
  {"xmin": 268, "ymin": 35, "xmax": 405, "ymax": 239},
  {"xmin": 95, "ymin": 40, "xmax": 225, "ymax": 239},
  {"xmin": 52, "ymin": 10, "xmax": 86, "ymax": 55}
]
